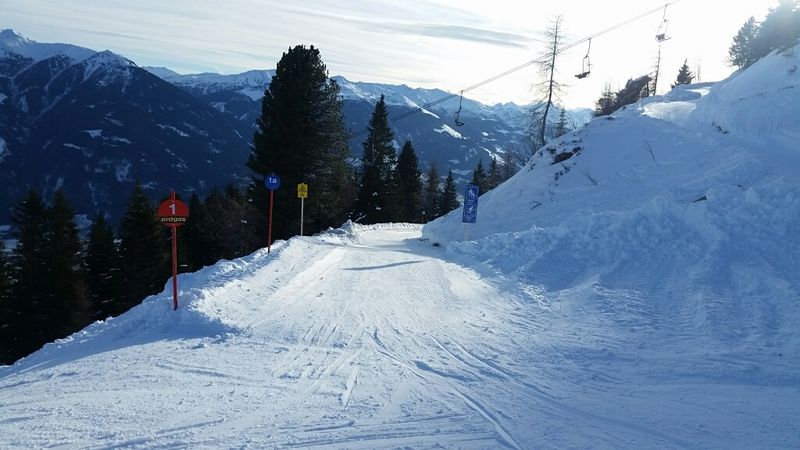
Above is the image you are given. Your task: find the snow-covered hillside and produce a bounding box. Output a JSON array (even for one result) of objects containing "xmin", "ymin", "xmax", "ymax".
[{"xmin": 1, "ymin": 43, "xmax": 798, "ymax": 449}]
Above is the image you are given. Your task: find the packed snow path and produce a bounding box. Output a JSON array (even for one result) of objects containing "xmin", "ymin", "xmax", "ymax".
[{"xmin": 1, "ymin": 225, "xmax": 796, "ymax": 449}]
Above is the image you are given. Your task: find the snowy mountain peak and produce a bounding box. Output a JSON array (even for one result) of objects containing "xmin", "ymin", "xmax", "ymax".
[
  {"xmin": 0, "ymin": 29, "xmax": 94, "ymax": 65},
  {"xmin": 80, "ymin": 50, "xmax": 137, "ymax": 82},
  {"xmin": 0, "ymin": 29, "xmax": 32, "ymax": 48}
]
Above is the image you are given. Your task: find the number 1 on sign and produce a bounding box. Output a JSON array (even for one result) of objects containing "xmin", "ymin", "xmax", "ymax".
[{"xmin": 169, "ymin": 202, "xmax": 176, "ymax": 215}]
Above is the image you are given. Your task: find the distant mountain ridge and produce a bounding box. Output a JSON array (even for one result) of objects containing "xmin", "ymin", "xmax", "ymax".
[{"xmin": 0, "ymin": 29, "xmax": 589, "ymax": 224}]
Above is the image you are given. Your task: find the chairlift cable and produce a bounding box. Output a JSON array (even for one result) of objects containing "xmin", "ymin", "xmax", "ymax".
[{"xmin": 347, "ymin": 1, "xmax": 680, "ymax": 139}]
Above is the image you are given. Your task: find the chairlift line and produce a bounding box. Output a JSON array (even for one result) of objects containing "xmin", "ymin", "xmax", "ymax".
[{"xmin": 346, "ymin": 1, "xmax": 681, "ymax": 139}]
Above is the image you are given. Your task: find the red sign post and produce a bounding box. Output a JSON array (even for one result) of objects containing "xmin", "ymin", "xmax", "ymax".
[{"xmin": 158, "ymin": 191, "xmax": 189, "ymax": 311}]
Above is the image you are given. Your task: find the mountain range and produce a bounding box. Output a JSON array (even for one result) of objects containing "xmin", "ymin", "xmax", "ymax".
[{"xmin": 0, "ymin": 29, "xmax": 590, "ymax": 224}]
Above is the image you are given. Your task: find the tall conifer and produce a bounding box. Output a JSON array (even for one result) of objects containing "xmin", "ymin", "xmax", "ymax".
[
  {"xmin": 355, "ymin": 95, "xmax": 400, "ymax": 224},
  {"xmin": 395, "ymin": 140, "xmax": 422, "ymax": 223},
  {"xmin": 422, "ymin": 164, "xmax": 441, "ymax": 222},
  {"xmin": 86, "ymin": 214, "xmax": 124, "ymax": 319},
  {"xmin": 119, "ymin": 184, "xmax": 168, "ymax": 309},
  {"xmin": 247, "ymin": 45, "xmax": 352, "ymax": 239},
  {"xmin": 441, "ymin": 171, "xmax": 460, "ymax": 215}
]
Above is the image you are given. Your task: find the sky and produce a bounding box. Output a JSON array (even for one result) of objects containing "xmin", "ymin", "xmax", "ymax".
[{"xmin": 2, "ymin": 0, "xmax": 777, "ymax": 109}]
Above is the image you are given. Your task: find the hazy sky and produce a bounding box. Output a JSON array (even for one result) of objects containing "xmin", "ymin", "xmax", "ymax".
[{"xmin": 3, "ymin": 0, "xmax": 777, "ymax": 108}]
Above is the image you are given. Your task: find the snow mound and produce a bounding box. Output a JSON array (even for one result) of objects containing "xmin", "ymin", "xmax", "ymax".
[{"xmin": 423, "ymin": 43, "xmax": 800, "ymax": 361}]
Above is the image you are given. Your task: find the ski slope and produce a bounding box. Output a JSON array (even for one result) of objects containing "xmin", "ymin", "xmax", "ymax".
[{"xmin": 1, "ymin": 224, "xmax": 797, "ymax": 448}]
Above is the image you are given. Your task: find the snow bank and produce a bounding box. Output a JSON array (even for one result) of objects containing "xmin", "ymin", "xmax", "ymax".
[{"xmin": 423, "ymin": 42, "xmax": 800, "ymax": 368}]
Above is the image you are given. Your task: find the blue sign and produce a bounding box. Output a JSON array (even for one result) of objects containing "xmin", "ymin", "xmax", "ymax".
[
  {"xmin": 462, "ymin": 184, "xmax": 479, "ymax": 223},
  {"xmin": 265, "ymin": 173, "xmax": 281, "ymax": 190}
]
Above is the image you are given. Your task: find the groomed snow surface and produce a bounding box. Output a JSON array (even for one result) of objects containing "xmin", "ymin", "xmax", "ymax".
[{"xmin": 2, "ymin": 46, "xmax": 799, "ymax": 449}]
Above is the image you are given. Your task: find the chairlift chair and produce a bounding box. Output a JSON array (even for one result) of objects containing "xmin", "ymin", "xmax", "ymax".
[
  {"xmin": 575, "ymin": 39, "xmax": 592, "ymax": 79},
  {"xmin": 454, "ymin": 91, "xmax": 465, "ymax": 126},
  {"xmin": 655, "ymin": 5, "xmax": 671, "ymax": 42}
]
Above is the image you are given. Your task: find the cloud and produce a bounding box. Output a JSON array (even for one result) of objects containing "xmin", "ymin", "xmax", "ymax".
[{"xmin": 374, "ymin": 22, "xmax": 537, "ymax": 49}]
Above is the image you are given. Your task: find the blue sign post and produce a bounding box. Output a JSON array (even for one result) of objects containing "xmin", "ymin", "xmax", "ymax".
[
  {"xmin": 264, "ymin": 173, "xmax": 281, "ymax": 253},
  {"xmin": 462, "ymin": 184, "xmax": 479, "ymax": 224}
]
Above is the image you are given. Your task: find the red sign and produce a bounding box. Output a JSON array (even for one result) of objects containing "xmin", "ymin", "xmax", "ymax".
[{"xmin": 158, "ymin": 197, "xmax": 189, "ymax": 227}]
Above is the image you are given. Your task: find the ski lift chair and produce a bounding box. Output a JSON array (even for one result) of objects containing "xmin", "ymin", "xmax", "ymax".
[{"xmin": 575, "ymin": 39, "xmax": 592, "ymax": 79}]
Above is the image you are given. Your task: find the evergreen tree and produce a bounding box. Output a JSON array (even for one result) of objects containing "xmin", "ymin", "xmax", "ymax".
[
  {"xmin": 85, "ymin": 214, "xmax": 124, "ymax": 319},
  {"xmin": 440, "ymin": 171, "xmax": 460, "ymax": 215},
  {"xmin": 198, "ymin": 186, "xmax": 261, "ymax": 262},
  {"xmin": 471, "ymin": 159, "xmax": 489, "ymax": 195},
  {"xmin": 119, "ymin": 184, "xmax": 169, "ymax": 310},
  {"xmin": 594, "ymin": 83, "xmax": 616, "ymax": 117},
  {"xmin": 355, "ymin": 95, "xmax": 400, "ymax": 224},
  {"xmin": 44, "ymin": 190, "xmax": 86, "ymax": 332},
  {"xmin": 247, "ymin": 45, "xmax": 352, "ymax": 240},
  {"xmin": 7, "ymin": 190, "xmax": 52, "ymax": 360},
  {"xmin": 615, "ymin": 75, "xmax": 652, "ymax": 109},
  {"xmin": 0, "ymin": 240, "xmax": 15, "ymax": 364},
  {"xmin": 672, "ymin": 59, "xmax": 695, "ymax": 88},
  {"xmin": 395, "ymin": 140, "xmax": 422, "ymax": 223},
  {"xmin": 729, "ymin": 17, "xmax": 761, "ymax": 68},
  {"xmin": 754, "ymin": 0, "xmax": 800, "ymax": 57},
  {"xmin": 422, "ymin": 164, "xmax": 441, "ymax": 222},
  {"xmin": 183, "ymin": 192, "xmax": 213, "ymax": 271},
  {"xmin": 553, "ymin": 107, "xmax": 571, "ymax": 138},
  {"xmin": 487, "ymin": 157, "xmax": 502, "ymax": 190}
]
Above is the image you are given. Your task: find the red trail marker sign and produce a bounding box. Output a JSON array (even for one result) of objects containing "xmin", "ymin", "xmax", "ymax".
[{"xmin": 158, "ymin": 191, "xmax": 189, "ymax": 311}]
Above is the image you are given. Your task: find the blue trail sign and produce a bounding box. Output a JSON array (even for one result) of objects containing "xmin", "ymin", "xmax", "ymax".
[{"xmin": 462, "ymin": 184, "xmax": 479, "ymax": 223}]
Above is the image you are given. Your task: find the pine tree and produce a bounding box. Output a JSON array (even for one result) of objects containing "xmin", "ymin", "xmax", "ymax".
[
  {"xmin": 183, "ymin": 192, "xmax": 213, "ymax": 271},
  {"xmin": 440, "ymin": 171, "xmax": 460, "ymax": 215},
  {"xmin": 395, "ymin": 140, "xmax": 422, "ymax": 223},
  {"xmin": 729, "ymin": 17, "xmax": 760, "ymax": 68},
  {"xmin": 44, "ymin": 190, "xmax": 86, "ymax": 333},
  {"xmin": 85, "ymin": 214, "xmax": 124, "ymax": 319},
  {"xmin": 355, "ymin": 95, "xmax": 400, "ymax": 224},
  {"xmin": 754, "ymin": 0, "xmax": 800, "ymax": 58},
  {"xmin": 119, "ymin": 184, "xmax": 169, "ymax": 310},
  {"xmin": 247, "ymin": 45, "xmax": 352, "ymax": 240},
  {"xmin": 7, "ymin": 190, "xmax": 52, "ymax": 360},
  {"xmin": 0, "ymin": 240, "xmax": 15, "ymax": 364},
  {"xmin": 553, "ymin": 107, "xmax": 571, "ymax": 138},
  {"xmin": 422, "ymin": 164, "xmax": 441, "ymax": 222},
  {"xmin": 594, "ymin": 83, "xmax": 616, "ymax": 117},
  {"xmin": 471, "ymin": 159, "xmax": 489, "ymax": 195},
  {"xmin": 487, "ymin": 157, "xmax": 501, "ymax": 190},
  {"xmin": 672, "ymin": 59, "xmax": 695, "ymax": 88}
]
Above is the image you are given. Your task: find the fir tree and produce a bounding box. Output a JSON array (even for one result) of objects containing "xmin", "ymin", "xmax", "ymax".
[
  {"xmin": 247, "ymin": 45, "xmax": 352, "ymax": 240},
  {"xmin": 44, "ymin": 190, "xmax": 86, "ymax": 332},
  {"xmin": 7, "ymin": 190, "xmax": 52, "ymax": 360},
  {"xmin": 729, "ymin": 17, "xmax": 760, "ymax": 68},
  {"xmin": 487, "ymin": 157, "xmax": 502, "ymax": 190},
  {"xmin": 553, "ymin": 107, "xmax": 571, "ymax": 138},
  {"xmin": 0, "ymin": 240, "xmax": 15, "ymax": 364},
  {"xmin": 183, "ymin": 192, "xmax": 213, "ymax": 271},
  {"xmin": 440, "ymin": 171, "xmax": 460, "ymax": 215},
  {"xmin": 422, "ymin": 164, "xmax": 441, "ymax": 222},
  {"xmin": 753, "ymin": 0, "xmax": 800, "ymax": 58},
  {"xmin": 395, "ymin": 140, "xmax": 422, "ymax": 223},
  {"xmin": 85, "ymin": 214, "xmax": 124, "ymax": 319},
  {"xmin": 355, "ymin": 95, "xmax": 400, "ymax": 224},
  {"xmin": 672, "ymin": 59, "xmax": 695, "ymax": 88},
  {"xmin": 594, "ymin": 83, "xmax": 616, "ymax": 117},
  {"xmin": 471, "ymin": 159, "xmax": 489, "ymax": 195},
  {"xmin": 119, "ymin": 184, "xmax": 169, "ymax": 310}
]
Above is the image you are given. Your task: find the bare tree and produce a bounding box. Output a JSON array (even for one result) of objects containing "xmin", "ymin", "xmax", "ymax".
[{"xmin": 530, "ymin": 16, "xmax": 566, "ymax": 150}]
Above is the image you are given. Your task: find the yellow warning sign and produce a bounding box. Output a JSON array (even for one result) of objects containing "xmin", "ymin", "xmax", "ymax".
[{"xmin": 297, "ymin": 183, "xmax": 308, "ymax": 199}]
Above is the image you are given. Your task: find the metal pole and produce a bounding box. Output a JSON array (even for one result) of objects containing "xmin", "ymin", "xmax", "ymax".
[
  {"xmin": 171, "ymin": 225, "xmax": 178, "ymax": 311},
  {"xmin": 268, "ymin": 190, "xmax": 274, "ymax": 253},
  {"xmin": 300, "ymin": 197, "xmax": 304, "ymax": 236}
]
